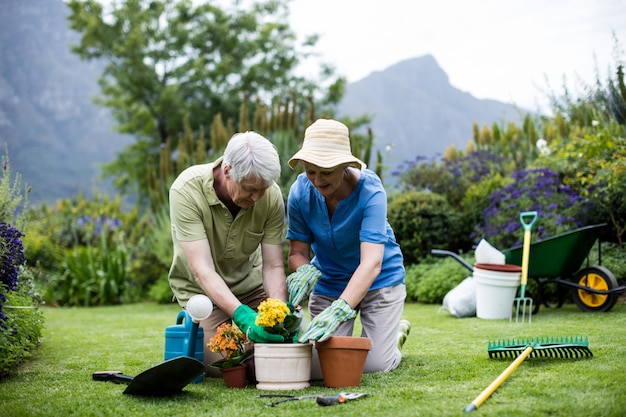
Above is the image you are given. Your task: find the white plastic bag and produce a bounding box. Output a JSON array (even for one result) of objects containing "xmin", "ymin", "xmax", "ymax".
[
  {"xmin": 441, "ymin": 277, "xmax": 476, "ymax": 318},
  {"xmin": 475, "ymin": 239, "xmax": 505, "ymax": 264}
]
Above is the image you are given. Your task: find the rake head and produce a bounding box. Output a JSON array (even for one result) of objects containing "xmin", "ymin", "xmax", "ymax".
[{"xmin": 488, "ymin": 336, "xmax": 593, "ymax": 359}]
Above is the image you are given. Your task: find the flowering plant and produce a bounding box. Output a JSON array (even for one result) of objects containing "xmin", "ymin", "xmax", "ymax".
[
  {"xmin": 255, "ymin": 298, "xmax": 303, "ymax": 342},
  {"xmin": 208, "ymin": 323, "xmax": 252, "ymax": 368},
  {"xmin": 0, "ymin": 222, "xmax": 26, "ymax": 326},
  {"xmin": 476, "ymin": 168, "xmax": 593, "ymax": 248}
]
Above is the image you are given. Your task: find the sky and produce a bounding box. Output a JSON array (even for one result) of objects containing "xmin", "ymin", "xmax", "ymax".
[{"xmin": 287, "ymin": 0, "xmax": 626, "ymax": 111}]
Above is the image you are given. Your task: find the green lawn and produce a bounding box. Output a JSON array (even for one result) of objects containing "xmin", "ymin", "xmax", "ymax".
[{"xmin": 2, "ymin": 301, "xmax": 625, "ymax": 417}]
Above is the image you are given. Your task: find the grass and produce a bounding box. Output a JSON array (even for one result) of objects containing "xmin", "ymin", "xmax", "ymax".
[{"xmin": 1, "ymin": 300, "xmax": 626, "ymax": 417}]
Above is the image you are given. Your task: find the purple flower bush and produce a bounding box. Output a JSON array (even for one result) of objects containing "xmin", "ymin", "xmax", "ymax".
[
  {"xmin": 0, "ymin": 223, "xmax": 25, "ymax": 291},
  {"xmin": 397, "ymin": 150, "xmax": 510, "ymax": 207},
  {"xmin": 475, "ymin": 168, "xmax": 593, "ymax": 249},
  {"xmin": 0, "ymin": 222, "xmax": 26, "ymax": 326}
]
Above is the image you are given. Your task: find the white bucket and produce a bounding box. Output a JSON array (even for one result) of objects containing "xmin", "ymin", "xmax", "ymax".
[{"xmin": 473, "ymin": 263, "xmax": 522, "ymax": 319}]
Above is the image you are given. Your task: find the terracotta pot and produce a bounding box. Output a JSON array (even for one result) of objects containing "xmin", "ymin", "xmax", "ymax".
[
  {"xmin": 315, "ymin": 336, "xmax": 371, "ymax": 388},
  {"xmin": 222, "ymin": 365, "xmax": 247, "ymax": 388},
  {"xmin": 254, "ymin": 343, "xmax": 312, "ymax": 390}
]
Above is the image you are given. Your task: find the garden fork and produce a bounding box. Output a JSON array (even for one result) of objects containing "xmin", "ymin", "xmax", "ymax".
[{"xmin": 512, "ymin": 211, "xmax": 537, "ymax": 323}]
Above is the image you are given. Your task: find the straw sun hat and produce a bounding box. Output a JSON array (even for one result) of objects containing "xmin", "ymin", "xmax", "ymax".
[{"xmin": 288, "ymin": 119, "xmax": 367, "ymax": 170}]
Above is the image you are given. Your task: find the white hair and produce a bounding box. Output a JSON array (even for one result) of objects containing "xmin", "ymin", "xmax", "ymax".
[{"xmin": 222, "ymin": 132, "xmax": 281, "ymax": 184}]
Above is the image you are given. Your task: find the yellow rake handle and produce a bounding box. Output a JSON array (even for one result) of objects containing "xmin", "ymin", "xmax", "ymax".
[
  {"xmin": 464, "ymin": 346, "xmax": 534, "ymax": 412},
  {"xmin": 519, "ymin": 212, "xmax": 538, "ymax": 290}
]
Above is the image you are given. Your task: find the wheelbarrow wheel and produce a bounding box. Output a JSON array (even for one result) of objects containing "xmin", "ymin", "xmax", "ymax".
[{"xmin": 571, "ymin": 266, "xmax": 619, "ymax": 312}]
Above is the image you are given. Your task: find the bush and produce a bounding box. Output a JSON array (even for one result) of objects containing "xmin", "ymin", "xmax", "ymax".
[
  {"xmin": 461, "ymin": 173, "xmax": 514, "ymax": 245},
  {"xmin": 0, "ymin": 150, "xmax": 44, "ymax": 377},
  {"xmin": 475, "ymin": 168, "xmax": 593, "ymax": 250},
  {"xmin": 534, "ymin": 123, "xmax": 626, "ymax": 245},
  {"xmin": 388, "ymin": 191, "xmax": 463, "ymax": 265},
  {"xmin": 27, "ymin": 194, "xmax": 164, "ymax": 306},
  {"xmin": 142, "ymin": 207, "xmax": 175, "ymax": 304},
  {"xmin": 404, "ymin": 256, "xmax": 472, "ymax": 303},
  {"xmin": 397, "ymin": 151, "xmax": 511, "ymax": 208},
  {"xmin": 0, "ymin": 268, "xmax": 44, "ymax": 378},
  {"xmin": 21, "ymin": 227, "xmax": 63, "ymax": 272}
]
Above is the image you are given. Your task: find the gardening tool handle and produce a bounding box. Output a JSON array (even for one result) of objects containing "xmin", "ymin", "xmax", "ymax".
[
  {"xmin": 464, "ymin": 346, "xmax": 534, "ymax": 412},
  {"xmin": 431, "ymin": 249, "xmax": 473, "ymax": 272},
  {"xmin": 520, "ymin": 211, "xmax": 538, "ymax": 232},
  {"xmin": 519, "ymin": 211, "xmax": 537, "ymax": 288},
  {"xmin": 92, "ymin": 371, "xmax": 133, "ymax": 384},
  {"xmin": 317, "ymin": 394, "xmax": 346, "ymax": 406}
]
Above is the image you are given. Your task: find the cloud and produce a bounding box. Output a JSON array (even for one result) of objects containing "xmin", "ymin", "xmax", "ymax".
[{"xmin": 289, "ymin": 0, "xmax": 626, "ymax": 110}]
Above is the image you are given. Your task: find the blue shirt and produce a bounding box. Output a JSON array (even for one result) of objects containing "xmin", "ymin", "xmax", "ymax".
[{"xmin": 287, "ymin": 169, "xmax": 405, "ymax": 298}]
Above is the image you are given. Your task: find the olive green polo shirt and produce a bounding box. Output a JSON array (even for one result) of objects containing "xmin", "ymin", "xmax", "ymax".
[{"xmin": 168, "ymin": 157, "xmax": 285, "ymax": 305}]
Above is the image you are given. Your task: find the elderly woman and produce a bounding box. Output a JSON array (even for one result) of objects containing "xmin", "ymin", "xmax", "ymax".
[{"xmin": 286, "ymin": 118, "xmax": 410, "ymax": 375}]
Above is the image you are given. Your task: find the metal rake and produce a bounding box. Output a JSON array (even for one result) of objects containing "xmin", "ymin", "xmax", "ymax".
[{"xmin": 465, "ymin": 335, "xmax": 592, "ymax": 412}]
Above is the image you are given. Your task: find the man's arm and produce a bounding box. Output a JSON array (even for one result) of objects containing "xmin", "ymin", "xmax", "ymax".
[
  {"xmin": 180, "ymin": 238, "xmax": 241, "ymax": 316},
  {"xmin": 261, "ymin": 242, "xmax": 288, "ymax": 301}
]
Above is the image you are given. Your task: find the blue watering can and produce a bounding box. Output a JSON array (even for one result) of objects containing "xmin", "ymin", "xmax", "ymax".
[{"xmin": 164, "ymin": 310, "xmax": 205, "ymax": 383}]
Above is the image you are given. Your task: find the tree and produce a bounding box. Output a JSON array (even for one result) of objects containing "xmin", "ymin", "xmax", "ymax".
[{"xmin": 67, "ymin": 0, "xmax": 343, "ymax": 204}]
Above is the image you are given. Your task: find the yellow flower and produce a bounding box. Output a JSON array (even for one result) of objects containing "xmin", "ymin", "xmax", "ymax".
[{"xmin": 255, "ymin": 298, "xmax": 289, "ymax": 327}]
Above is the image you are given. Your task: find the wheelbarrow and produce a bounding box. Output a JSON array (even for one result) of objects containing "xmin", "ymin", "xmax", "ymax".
[
  {"xmin": 502, "ymin": 223, "xmax": 624, "ymax": 313},
  {"xmin": 433, "ymin": 223, "xmax": 625, "ymax": 314}
]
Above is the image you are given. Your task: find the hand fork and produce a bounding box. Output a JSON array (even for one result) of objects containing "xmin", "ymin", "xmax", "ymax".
[{"xmin": 512, "ymin": 211, "xmax": 537, "ymax": 323}]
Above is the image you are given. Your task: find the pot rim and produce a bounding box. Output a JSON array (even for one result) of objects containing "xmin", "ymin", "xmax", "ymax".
[
  {"xmin": 315, "ymin": 336, "xmax": 372, "ymax": 350},
  {"xmin": 474, "ymin": 263, "xmax": 522, "ymax": 273}
]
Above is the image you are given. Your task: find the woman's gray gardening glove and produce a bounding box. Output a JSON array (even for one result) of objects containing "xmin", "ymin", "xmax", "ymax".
[
  {"xmin": 297, "ymin": 298, "xmax": 357, "ymax": 343},
  {"xmin": 232, "ymin": 305, "xmax": 285, "ymax": 343},
  {"xmin": 287, "ymin": 264, "xmax": 322, "ymax": 307}
]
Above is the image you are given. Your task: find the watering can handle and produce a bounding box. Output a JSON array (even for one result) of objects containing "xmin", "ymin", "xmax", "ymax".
[
  {"xmin": 176, "ymin": 310, "xmax": 189, "ymax": 325},
  {"xmin": 520, "ymin": 212, "xmax": 538, "ymax": 232}
]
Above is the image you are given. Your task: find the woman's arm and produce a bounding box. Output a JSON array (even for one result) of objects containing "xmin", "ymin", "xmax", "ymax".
[
  {"xmin": 340, "ymin": 241, "xmax": 384, "ymax": 308},
  {"xmin": 288, "ymin": 239, "xmax": 313, "ymax": 272}
]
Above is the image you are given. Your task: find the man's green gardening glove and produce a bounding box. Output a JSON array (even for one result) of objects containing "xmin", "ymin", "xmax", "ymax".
[
  {"xmin": 232, "ymin": 305, "xmax": 285, "ymax": 343},
  {"xmin": 297, "ymin": 298, "xmax": 357, "ymax": 343},
  {"xmin": 287, "ymin": 264, "xmax": 322, "ymax": 306}
]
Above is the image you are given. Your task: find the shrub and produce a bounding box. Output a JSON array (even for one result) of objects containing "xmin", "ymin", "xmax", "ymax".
[
  {"xmin": 388, "ymin": 191, "xmax": 463, "ymax": 265},
  {"xmin": 475, "ymin": 168, "xmax": 593, "ymax": 250},
  {"xmin": 0, "ymin": 272, "xmax": 44, "ymax": 378},
  {"xmin": 405, "ymin": 257, "xmax": 472, "ymax": 303},
  {"xmin": 460, "ymin": 173, "xmax": 514, "ymax": 243},
  {"xmin": 27, "ymin": 194, "xmax": 164, "ymax": 305},
  {"xmin": 0, "ymin": 150, "xmax": 43, "ymax": 377},
  {"xmin": 21, "ymin": 227, "xmax": 63, "ymax": 273},
  {"xmin": 44, "ymin": 215, "xmax": 131, "ymax": 306},
  {"xmin": 0, "ymin": 223, "xmax": 25, "ymax": 294},
  {"xmin": 534, "ymin": 123, "xmax": 626, "ymax": 245},
  {"xmin": 397, "ymin": 150, "xmax": 512, "ymax": 209}
]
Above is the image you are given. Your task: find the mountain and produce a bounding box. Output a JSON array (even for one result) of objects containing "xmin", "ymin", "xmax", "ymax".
[
  {"xmin": 0, "ymin": 1, "xmax": 524, "ymax": 206},
  {"xmin": 336, "ymin": 55, "xmax": 524, "ymax": 180},
  {"xmin": 0, "ymin": 0, "xmax": 133, "ymax": 206}
]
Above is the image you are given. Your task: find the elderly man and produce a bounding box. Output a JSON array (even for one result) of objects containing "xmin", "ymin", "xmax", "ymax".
[{"xmin": 168, "ymin": 131, "xmax": 287, "ymax": 376}]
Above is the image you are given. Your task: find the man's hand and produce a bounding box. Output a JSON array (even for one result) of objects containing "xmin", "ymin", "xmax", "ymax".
[
  {"xmin": 287, "ymin": 264, "xmax": 321, "ymax": 306},
  {"xmin": 297, "ymin": 298, "xmax": 357, "ymax": 343},
  {"xmin": 232, "ymin": 305, "xmax": 285, "ymax": 343}
]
